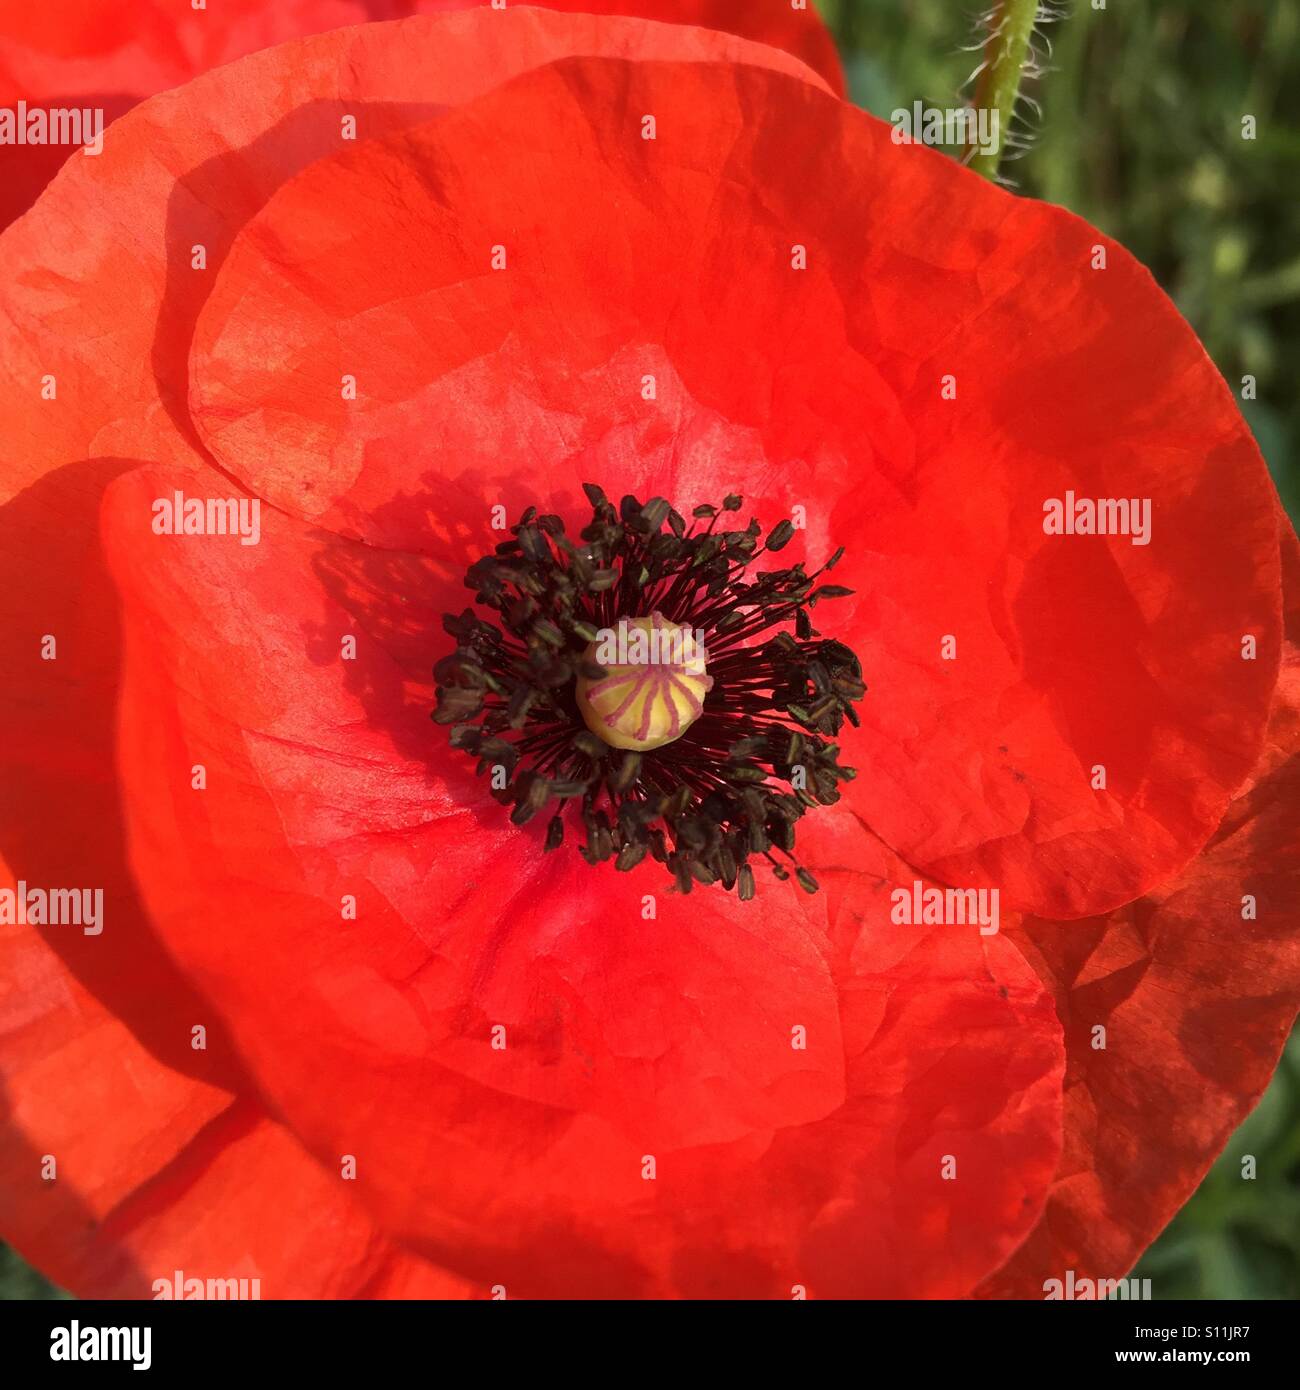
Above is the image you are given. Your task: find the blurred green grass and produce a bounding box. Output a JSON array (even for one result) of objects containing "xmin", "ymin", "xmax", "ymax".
[
  {"xmin": 0, "ymin": 1242, "xmax": 68, "ymax": 1299},
  {"xmin": 2, "ymin": 0, "xmax": 1298, "ymax": 1302}
]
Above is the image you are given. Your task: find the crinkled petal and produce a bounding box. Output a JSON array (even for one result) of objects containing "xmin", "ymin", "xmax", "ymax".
[
  {"xmin": 0, "ymin": 0, "xmax": 840, "ymax": 228},
  {"xmin": 0, "ymin": 9, "xmax": 827, "ymax": 502},
  {"xmin": 979, "ymin": 622, "xmax": 1300, "ymax": 1297},
  {"xmin": 0, "ymin": 853, "xmax": 472, "ymax": 1298}
]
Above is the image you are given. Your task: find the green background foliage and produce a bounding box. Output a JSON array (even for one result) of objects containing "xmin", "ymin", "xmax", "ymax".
[{"xmin": 2, "ymin": 0, "xmax": 1297, "ymax": 1301}]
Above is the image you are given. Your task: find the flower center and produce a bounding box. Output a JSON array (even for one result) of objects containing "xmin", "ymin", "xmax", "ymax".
[
  {"xmin": 434, "ymin": 485, "xmax": 865, "ymax": 899},
  {"xmin": 576, "ymin": 613, "xmax": 712, "ymax": 751}
]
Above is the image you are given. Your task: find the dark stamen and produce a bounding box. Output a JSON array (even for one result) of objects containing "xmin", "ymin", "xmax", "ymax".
[{"xmin": 433, "ymin": 486, "xmax": 866, "ymax": 897}]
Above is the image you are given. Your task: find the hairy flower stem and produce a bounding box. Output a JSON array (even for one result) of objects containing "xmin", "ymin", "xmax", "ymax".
[{"xmin": 967, "ymin": 0, "xmax": 1040, "ymax": 181}]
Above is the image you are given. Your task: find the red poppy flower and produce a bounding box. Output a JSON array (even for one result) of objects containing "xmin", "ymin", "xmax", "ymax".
[{"xmin": 1, "ymin": 8, "xmax": 1297, "ymax": 1300}]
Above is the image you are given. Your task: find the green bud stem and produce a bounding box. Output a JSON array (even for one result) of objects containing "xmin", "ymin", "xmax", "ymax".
[{"xmin": 967, "ymin": 0, "xmax": 1040, "ymax": 181}]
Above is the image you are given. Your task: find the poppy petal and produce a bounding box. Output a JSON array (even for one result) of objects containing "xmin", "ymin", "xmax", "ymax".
[
  {"xmin": 978, "ymin": 625, "xmax": 1300, "ymax": 1297},
  {"xmin": 476, "ymin": 0, "xmax": 845, "ymax": 94},
  {"xmin": 0, "ymin": 8, "xmax": 826, "ymax": 501},
  {"xmin": 0, "ymin": 460, "xmax": 254, "ymax": 1094},
  {"xmin": 0, "ymin": 853, "xmax": 471, "ymax": 1298},
  {"xmin": 0, "ymin": 0, "xmax": 840, "ymax": 229}
]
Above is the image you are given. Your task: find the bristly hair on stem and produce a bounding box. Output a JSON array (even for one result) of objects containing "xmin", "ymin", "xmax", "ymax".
[
  {"xmin": 433, "ymin": 485, "xmax": 867, "ymax": 899},
  {"xmin": 963, "ymin": 0, "xmax": 1069, "ymax": 184}
]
